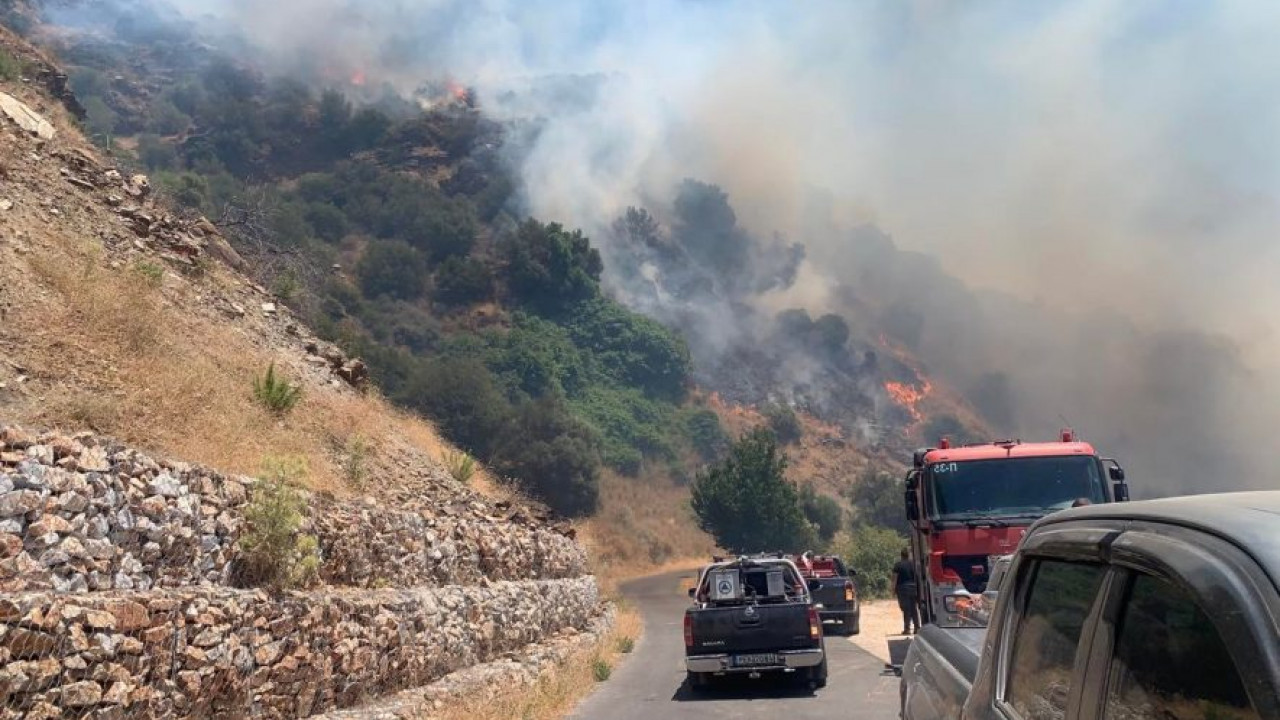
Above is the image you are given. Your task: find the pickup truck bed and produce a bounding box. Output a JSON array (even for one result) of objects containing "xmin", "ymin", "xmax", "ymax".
[{"xmin": 900, "ymin": 625, "xmax": 986, "ymax": 720}]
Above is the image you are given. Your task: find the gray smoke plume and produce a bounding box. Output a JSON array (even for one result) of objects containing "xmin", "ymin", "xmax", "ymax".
[{"xmin": 46, "ymin": 0, "xmax": 1280, "ymax": 496}]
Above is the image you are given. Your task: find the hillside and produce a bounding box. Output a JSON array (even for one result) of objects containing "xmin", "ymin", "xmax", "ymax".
[{"xmin": 0, "ymin": 21, "xmax": 634, "ymax": 720}]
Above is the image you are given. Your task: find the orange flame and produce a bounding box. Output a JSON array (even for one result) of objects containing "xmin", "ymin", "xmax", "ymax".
[
  {"xmin": 446, "ymin": 80, "xmax": 468, "ymax": 102},
  {"xmin": 350, "ymin": 70, "xmax": 367, "ymax": 87},
  {"xmin": 885, "ymin": 379, "xmax": 933, "ymax": 424}
]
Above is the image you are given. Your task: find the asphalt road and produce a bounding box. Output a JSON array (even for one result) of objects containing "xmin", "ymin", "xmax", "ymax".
[{"xmin": 573, "ymin": 570, "xmax": 901, "ymax": 720}]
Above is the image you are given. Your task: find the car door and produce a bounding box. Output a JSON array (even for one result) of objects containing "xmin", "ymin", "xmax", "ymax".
[{"xmin": 1073, "ymin": 523, "xmax": 1280, "ymax": 720}]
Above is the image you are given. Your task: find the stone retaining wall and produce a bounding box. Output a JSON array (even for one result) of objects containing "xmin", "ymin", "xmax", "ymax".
[
  {"xmin": 0, "ymin": 577, "xmax": 601, "ymax": 719},
  {"xmin": 0, "ymin": 428, "xmax": 586, "ymax": 593}
]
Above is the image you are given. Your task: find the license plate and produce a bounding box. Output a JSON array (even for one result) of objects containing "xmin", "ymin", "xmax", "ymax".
[{"xmin": 733, "ymin": 653, "xmax": 780, "ymax": 667}]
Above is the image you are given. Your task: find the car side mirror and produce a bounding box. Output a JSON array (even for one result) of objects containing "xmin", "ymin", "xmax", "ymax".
[
  {"xmin": 688, "ymin": 587, "xmax": 697, "ymax": 599},
  {"xmin": 905, "ymin": 489, "xmax": 920, "ymax": 522}
]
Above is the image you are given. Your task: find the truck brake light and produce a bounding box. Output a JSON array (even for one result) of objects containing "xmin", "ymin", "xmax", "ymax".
[
  {"xmin": 844, "ymin": 582, "xmax": 855, "ymax": 602},
  {"xmin": 808, "ymin": 606, "xmax": 821, "ymax": 640},
  {"xmin": 683, "ymin": 613, "xmax": 693, "ymax": 648}
]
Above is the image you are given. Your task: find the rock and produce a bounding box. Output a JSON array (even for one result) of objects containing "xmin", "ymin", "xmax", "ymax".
[
  {"xmin": 104, "ymin": 600, "xmax": 149, "ymax": 631},
  {"xmin": 148, "ymin": 474, "xmax": 181, "ymax": 498},
  {"xmin": 78, "ymin": 447, "xmax": 111, "ymax": 473},
  {"xmin": 57, "ymin": 491, "xmax": 90, "ymax": 513},
  {"xmin": 27, "ymin": 515, "xmax": 71, "ymax": 536},
  {"xmin": 0, "ymin": 427, "xmax": 35, "ymax": 448},
  {"xmin": 60, "ymin": 536, "xmax": 87, "ymax": 559},
  {"xmin": 261, "ymin": 302, "xmax": 277, "ymax": 315},
  {"xmin": 0, "ymin": 199, "xmax": 12, "ymax": 211},
  {"xmin": 84, "ymin": 610, "xmax": 117, "ymax": 630},
  {"xmin": 138, "ymin": 496, "xmax": 168, "ymax": 517},
  {"xmin": 83, "ymin": 538, "xmax": 114, "ymax": 560},
  {"xmin": 124, "ymin": 174, "xmax": 150, "ymax": 198},
  {"xmin": 102, "ymin": 680, "xmax": 132, "ymax": 705},
  {"xmin": 62, "ymin": 680, "xmax": 104, "ymax": 707},
  {"xmin": 254, "ymin": 640, "xmax": 283, "ymax": 665},
  {"xmin": 0, "ymin": 490, "xmax": 43, "ymax": 517},
  {"xmin": 0, "ymin": 92, "xmax": 56, "ymax": 139},
  {"xmin": 3, "ymin": 627, "xmax": 60, "ymax": 658},
  {"xmin": 0, "ymin": 533, "xmax": 22, "ymax": 558},
  {"xmin": 0, "ymin": 598, "xmax": 22, "ymax": 621}
]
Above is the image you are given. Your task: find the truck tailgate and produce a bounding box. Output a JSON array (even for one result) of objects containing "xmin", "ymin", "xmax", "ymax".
[
  {"xmin": 810, "ymin": 578, "xmax": 851, "ymax": 609},
  {"xmin": 689, "ymin": 603, "xmax": 815, "ymax": 655}
]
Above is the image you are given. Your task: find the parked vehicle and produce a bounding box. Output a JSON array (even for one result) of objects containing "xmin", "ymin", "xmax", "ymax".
[
  {"xmin": 684, "ymin": 555, "xmax": 828, "ymax": 691},
  {"xmin": 900, "ymin": 491, "xmax": 1280, "ymax": 720},
  {"xmin": 790, "ymin": 552, "xmax": 860, "ymax": 635},
  {"xmin": 903, "ymin": 429, "xmax": 1129, "ymax": 625}
]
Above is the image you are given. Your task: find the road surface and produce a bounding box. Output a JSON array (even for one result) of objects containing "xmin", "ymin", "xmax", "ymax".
[{"xmin": 573, "ymin": 570, "xmax": 901, "ymax": 719}]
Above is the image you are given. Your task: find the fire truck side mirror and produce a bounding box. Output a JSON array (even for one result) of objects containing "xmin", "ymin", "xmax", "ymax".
[
  {"xmin": 905, "ymin": 489, "xmax": 920, "ymax": 521},
  {"xmin": 1108, "ymin": 465, "xmax": 1125, "ymax": 482}
]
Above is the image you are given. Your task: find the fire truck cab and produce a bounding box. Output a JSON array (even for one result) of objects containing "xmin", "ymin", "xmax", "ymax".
[{"xmin": 903, "ymin": 430, "xmax": 1128, "ymax": 625}]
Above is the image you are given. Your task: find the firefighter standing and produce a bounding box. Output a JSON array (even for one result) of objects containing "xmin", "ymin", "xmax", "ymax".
[{"xmin": 892, "ymin": 548, "xmax": 921, "ymax": 635}]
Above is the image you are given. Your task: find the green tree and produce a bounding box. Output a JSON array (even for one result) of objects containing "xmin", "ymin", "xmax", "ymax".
[
  {"xmin": 565, "ymin": 298, "xmax": 690, "ymax": 400},
  {"xmin": 690, "ymin": 427, "xmax": 814, "ymax": 553},
  {"xmin": 83, "ymin": 96, "xmax": 118, "ymax": 139},
  {"xmin": 812, "ymin": 313, "xmax": 851, "ymax": 355},
  {"xmin": 504, "ymin": 220, "xmax": 602, "ymax": 314},
  {"xmin": 763, "ymin": 403, "xmax": 802, "ymax": 445},
  {"xmin": 493, "ymin": 395, "xmax": 601, "ymax": 517},
  {"xmin": 683, "ymin": 408, "xmax": 728, "ymax": 461},
  {"xmin": 399, "ymin": 357, "xmax": 511, "ymax": 458},
  {"xmin": 357, "ymin": 240, "xmax": 429, "ymax": 300},
  {"xmin": 848, "ymin": 468, "xmax": 909, "ymax": 534},
  {"xmin": 433, "ymin": 255, "xmax": 495, "ymax": 306},
  {"xmin": 831, "ymin": 525, "xmax": 905, "ymax": 599},
  {"xmin": 305, "ymin": 203, "xmax": 350, "ymax": 243},
  {"xmin": 800, "ymin": 484, "xmax": 843, "ymax": 543}
]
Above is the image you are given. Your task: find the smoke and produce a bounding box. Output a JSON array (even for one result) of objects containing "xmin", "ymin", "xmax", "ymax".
[{"xmin": 52, "ymin": 0, "xmax": 1280, "ymax": 495}]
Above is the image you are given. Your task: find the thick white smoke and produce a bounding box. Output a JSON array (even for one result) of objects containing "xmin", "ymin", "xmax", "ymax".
[{"xmin": 67, "ymin": 0, "xmax": 1280, "ymax": 494}]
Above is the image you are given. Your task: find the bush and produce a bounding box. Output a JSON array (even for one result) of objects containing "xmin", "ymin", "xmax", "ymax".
[
  {"xmin": 341, "ymin": 435, "xmax": 369, "ymax": 488},
  {"xmin": 831, "ymin": 525, "xmax": 905, "ymax": 599},
  {"xmin": 848, "ymin": 468, "xmax": 909, "ymax": 534},
  {"xmin": 272, "ymin": 269, "xmax": 301, "ymax": 301},
  {"xmin": 433, "ymin": 255, "xmax": 494, "ymax": 306},
  {"xmin": 133, "ymin": 260, "xmax": 164, "ymax": 288},
  {"xmin": 503, "ymin": 219, "xmax": 602, "ymax": 315},
  {"xmin": 616, "ymin": 636, "xmax": 635, "ymax": 654},
  {"xmin": 399, "ymin": 358, "xmax": 511, "ymax": 458},
  {"xmin": 442, "ymin": 448, "xmax": 477, "ymax": 484},
  {"xmin": 0, "ymin": 50, "xmax": 21, "ymax": 82},
  {"xmin": 763, "ymin": 403, "xmax": 802, "ymax": 445},
  {"xmin": 683, "ymin": 408, "xmax": 728, "ymax": 461},
  {"xmin": 690, "ymin": 427, "xmax": 814, "ymax": 553},
  {"xmin": 253, "ymin": 362, "xmax": 302, "ymax": 414},
  {"xmin": 357, "ymin": 240, "xmax": 429, "ymax": 300},
  {"xmin": 238, "ymin": 457, "xmax": 320, "ymax": 589},
  {"xmin": 565, "ymin": 298, "xmax": 690, "ymax": 401},
  {"xmin": 492, "ymin": 395, "xmax": 601, "ymax": 517},
  {"xmin": 800, "ymin": 484, "xmax": 843, "ymax": 543},
  {"xmin": 592, "ymin": 657, "xmax": 612, "ymax": 682}
]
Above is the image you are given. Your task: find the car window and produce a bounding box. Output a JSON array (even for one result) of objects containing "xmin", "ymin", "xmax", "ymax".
[
  {"xmin": 1005, "ymin": 560, "xmax": 1107, "ymax": 720},
  {"xmin": 1104, "ymin": 574, "xmax": 1258, "ymax": 720}
]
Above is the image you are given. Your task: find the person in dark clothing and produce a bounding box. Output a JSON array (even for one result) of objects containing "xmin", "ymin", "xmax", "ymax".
[{"xmin": 892, "ymin": 548, "xmax": 921, "ymax": 635}]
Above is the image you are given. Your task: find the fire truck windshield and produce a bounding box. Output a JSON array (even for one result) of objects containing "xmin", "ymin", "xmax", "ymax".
[{"xmin": 928, "ymin": 455, "xmax": 1107, "ymax": 520}]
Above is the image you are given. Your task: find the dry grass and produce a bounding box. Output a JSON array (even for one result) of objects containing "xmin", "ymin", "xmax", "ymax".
[
  {"xmin": 8, "ymin": 235, "xmax": 458, "ymax": 497},
  {"xmin": 432, "ymin": 605, "xmax": 643, "ymax": 720},
  {"xmin": 580, "ymin": 470, "xmax": 717, "ymax": 592}
]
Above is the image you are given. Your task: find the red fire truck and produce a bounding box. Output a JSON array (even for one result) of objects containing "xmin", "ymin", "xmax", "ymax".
[{"xmin": 903, "ymin": 430, "xmax": 1128, "ymax": 625}]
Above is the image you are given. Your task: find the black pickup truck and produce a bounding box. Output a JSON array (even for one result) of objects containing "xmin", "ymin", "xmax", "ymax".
[
  {"xmin": 684, "ymin": 556, "xmax": 828, "ymax": 691},
  {"xmin": 901, "ymin": 491, "xmax": 1280, "ymax": 720},
  {"xmin": 791, "ymin": 553, "xmax": 860, "ymax": 635}
]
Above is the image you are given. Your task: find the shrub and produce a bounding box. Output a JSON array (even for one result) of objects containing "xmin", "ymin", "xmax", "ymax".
[
  {"xmin": 592, "ymin": 657, "xmax": 612, "ymax": 682},
  {"xmin": 616, "ymin": 636, "xmax": 635, "ymax": 654},
  {"xmin": 565, "ymin": 298, "xmax": 691, "ymax": 401},
  {"xmin": 0, "ymin": 50, "xmax": 21, "ymax": 82},
  {"xmin": 800, "ymin": 484, "xmax": 843, "ymax": 543},
  {"xmin": 763, "ymin": 403, "xmax": 802, "ymax": 445},
  {"xmin": 492, "ymin": 395, "xmax": 601, "ymax": 517},
  {"xmin": 357, "ymin": 240, "xmax": 429, "ymax": 300},
  {"xmin": 399, "ymin": 357, "xmax": 511, "ymax": 458},
  {"xmin": 503, "ymin": 219, "xmax": 602, "ymax": 315},
  {"xmin": 253, "ymin": 362, "xmax": 303, "ymax": 415},
  {"xmin": 848, "ymin": 468, "xmax": 909, "ymax": 534},
  {"xmin": 342, "ymin": 435, "xmax": 369, "ymax": 488},
  {"xmin": 442, "ymin": 448, "xmax": 477, "ymax": 484},
  {"xmin": 133, "ymin": 260, "xmax": 164, "ymax": 288},
  {"xmin": 831, "ymin": 524, "xmax": 905, "ymax": 599},
  {"xmin": 433, "ymin": 255, "xmax": 494, "ymax": 306},
  {"xmin": 272, "ymin": 269, "xmax": 301, "ymax": 301},
  {"xmin": 690, "ymin": 427, "xmax": 815, "ymax": 553},
  {"xmin": 683, "ymin": 408, "xmax": 728, "ymax": 461},
  {"xmin": 238, "ymin": 457, "xmax": 320, "ymax": 589}
]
